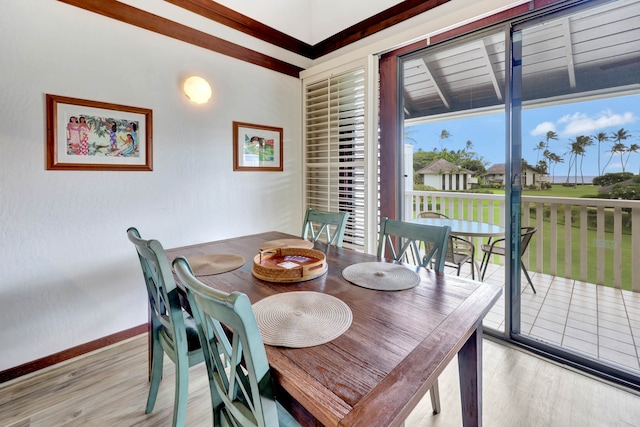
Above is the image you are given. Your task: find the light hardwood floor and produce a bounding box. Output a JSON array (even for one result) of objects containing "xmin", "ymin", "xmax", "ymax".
[{"xmin": 2, "ymin": 335, "xmax": 639, "ymax": 426}]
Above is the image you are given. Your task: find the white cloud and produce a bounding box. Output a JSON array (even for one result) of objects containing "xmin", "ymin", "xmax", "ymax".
[
  {"xmin": 558, "ymin": 109, "xmax": 637, "ymax": 137},
  {"xmin": 530, "ymin": 110, "xmax": 637, "ymax": 139},
  {"xmin": 530, "ymin": 121, "xmax": 556, "ymax": 136},
  {"xmin": 557, "ymin": 112, "xmax": 587, "ymax": 125}
]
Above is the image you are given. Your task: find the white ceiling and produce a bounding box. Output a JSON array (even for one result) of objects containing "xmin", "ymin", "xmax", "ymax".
[{"xmin": 215, "ymin": 0, "xmax": 405, "ymax": 44}]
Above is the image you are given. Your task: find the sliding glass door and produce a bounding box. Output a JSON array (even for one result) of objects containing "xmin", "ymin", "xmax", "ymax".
[
  {"xmin": 509, "ymin": 0, "xmax": 640, "ymax": 387},
  {"xmin": 399, "ymin": 0, "xmax": 640, "ymax": 389}
]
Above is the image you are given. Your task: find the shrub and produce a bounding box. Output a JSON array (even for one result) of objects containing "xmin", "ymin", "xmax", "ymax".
[
  {"xmin": 414, "ymin": 184, "xmax": 438, "ymax": 191},
  {"xmin": 610, "ymin": 183, "xmax": 640, "ymax": 200},
  {"xmin": 593, "ymin": 172, "xmax": 634, "ymax": 187}
]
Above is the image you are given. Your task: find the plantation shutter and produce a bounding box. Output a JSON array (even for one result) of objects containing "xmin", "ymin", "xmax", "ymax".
[{"xmin": 303, "ymin": 67, "xmax": 369, "ymax": 252}]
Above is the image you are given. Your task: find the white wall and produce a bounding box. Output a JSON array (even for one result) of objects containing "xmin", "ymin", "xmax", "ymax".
[
  {"xmin": 424, "ymin": 175, "xmax": 443, "ymax": 190},
  {"xmin": 0, "ymin": 1, "xmax": 301, "ymax": 371}
]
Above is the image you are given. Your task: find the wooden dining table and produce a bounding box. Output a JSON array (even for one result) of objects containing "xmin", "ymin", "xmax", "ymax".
[{"xmin": 165, "ymin": 231, "xmax": 502, "ymax": 427}]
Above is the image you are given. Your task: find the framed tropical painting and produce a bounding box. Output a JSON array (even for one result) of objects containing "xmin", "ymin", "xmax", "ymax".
[
  {"xmin": 46, "ymin": 94, "xmax": 153, "ymax": 171},
  {"xmin": 233, "ymin": 121, "xmax": 283, "ymax": 172}
]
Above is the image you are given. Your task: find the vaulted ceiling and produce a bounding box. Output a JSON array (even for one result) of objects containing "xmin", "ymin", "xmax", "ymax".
[
  {"xmin": 59, "ymin": 0, "xmax": 640, "ymax": 123},
  {"xmin": 59, "ymin": 0, "xmax": 454, "ymax": 76}
]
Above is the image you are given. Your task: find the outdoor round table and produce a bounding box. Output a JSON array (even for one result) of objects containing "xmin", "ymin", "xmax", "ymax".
[
  {"xmin": 412, "ymin": 217, "xmax": 505, "ymax": 279},
  {"xmin": 412, "ymin": 217, "xmax": 505, "ymax": 238}
]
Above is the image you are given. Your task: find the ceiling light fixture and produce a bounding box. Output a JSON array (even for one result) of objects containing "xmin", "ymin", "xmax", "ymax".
[{"xmin": 183, "ymin": 76, "xmax": 212, "ymax": 104}]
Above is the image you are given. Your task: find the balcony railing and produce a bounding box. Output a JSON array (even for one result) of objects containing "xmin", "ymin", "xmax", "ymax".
[{"xmin": 405, "ymin": 190, "xmax": 640, "ymax": 291}]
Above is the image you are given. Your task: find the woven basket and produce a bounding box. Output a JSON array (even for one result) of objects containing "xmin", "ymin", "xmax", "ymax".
[{"xmin": 252, "ymin": 247, "xmax": 327, "ymax": 283}]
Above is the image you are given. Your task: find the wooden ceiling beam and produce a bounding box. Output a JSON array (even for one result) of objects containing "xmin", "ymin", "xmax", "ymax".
[
  {"xmin": 313, "ymin": 0, "xmax": 451, "ymax": 59},
  {"xmin": 166, "ymin": 0, "xmax": 314, "ymax": 57},
  {"xmin": 57, "ymin": 0, "xmax": 304, "ymax": 77}
]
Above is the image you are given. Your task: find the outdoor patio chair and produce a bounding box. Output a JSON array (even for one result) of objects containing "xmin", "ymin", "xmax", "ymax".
[
  {"xmin": 418, "ymin": 211, "xmax": 448, "ymax": 219},
  {"xmin": 419, "ymin": 212, "xmax": 476, "ymax": 279},
  {"xmin": 480, "ymin": 226, "xmax": 537, "ymax": 293}
]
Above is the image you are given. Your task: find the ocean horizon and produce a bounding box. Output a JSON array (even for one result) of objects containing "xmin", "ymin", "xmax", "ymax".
[{"xmin": 551, "ymin": 175, "xmax": 596, "ymax": 184}]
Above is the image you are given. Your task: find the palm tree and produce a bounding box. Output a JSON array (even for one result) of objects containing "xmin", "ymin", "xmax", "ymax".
[
  {"xmin": 622, "ymin": 143, "xmax": 639, "ymax": 173},
  {"xmin": 604, "ymin": 128, "xmax": 630, "ymax": 172},
  {"xmin": 545, "ymin": 131, "xmax": 558, "ymax": 148},
  {"xmin": 547, "ymin": 152, "xmax": 564, "ymax": 183},
  {"xmin": 566, "ymin": 136, "xmax": 589, "ymax": 187},
  {"xmin": 611, "ymin": 142, "xmax": 628, "ymax": 172},
  {"xmin": 404, "ymin": 128, "xmax": 418, "ymax": 145},
  {"xmin": 438, "ymin": 129, "xmax": 451, "ymax": 150},
  {"xmin": 565, "ymin": 146, "xmax": 575, "ymax": 185},
  {"xmin": 534, "ymin": 140, "xmax": 545, "ymax": 164},
  {"xmin": 541, "ymin": 131, "xmax": 558, "ymax": 181},
  {"xmin": 593, "ymin": 131, "xmax": 609, "ymax": 176},
  {"xmin": 575, "ymin": 135, "xmax": 593, "ymax": 184}
]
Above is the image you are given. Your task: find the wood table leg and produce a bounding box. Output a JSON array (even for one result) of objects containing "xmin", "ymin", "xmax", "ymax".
[{"xmin": 458, "ymin": 325, "xmax": 482, "ymax": 427}]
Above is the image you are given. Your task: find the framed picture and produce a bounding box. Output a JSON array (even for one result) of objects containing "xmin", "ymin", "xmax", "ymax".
[
  {"xmin": 46, "ymin": 94, "xmax": 153, "ymax": 171},
  {"xmin": 233, "ymin": 121, "xmax": 283, "ymax": 171}
]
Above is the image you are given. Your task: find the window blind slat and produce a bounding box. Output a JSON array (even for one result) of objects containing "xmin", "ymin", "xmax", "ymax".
[{"xmin": 303, "ymin": 67, "xmax": 368, "ymax": 251}]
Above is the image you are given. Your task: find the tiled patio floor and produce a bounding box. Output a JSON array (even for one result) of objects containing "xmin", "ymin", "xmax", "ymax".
[{"xmin": 464, "ymin": 263, "xmax": 640, "ymax": 373}]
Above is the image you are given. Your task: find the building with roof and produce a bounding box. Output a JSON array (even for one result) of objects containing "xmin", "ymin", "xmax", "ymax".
[
  {"xmin": 483, "ymin": 163, "xmax": 549, "ymax": 187},
  {"xmin": 417, "ymin": 158, "xmax": 475, "ymax": 190}
]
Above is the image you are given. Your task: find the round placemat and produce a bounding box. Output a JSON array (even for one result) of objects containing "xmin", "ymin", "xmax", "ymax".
[
  {"xmin": 342, "ymin": 262, "xmax": 421, "ymax": 291},
  {"xmin": 185, "ymin": 254, "xmax": 245, "ymax": 276},
  {"xmin": 259, "ymin": 238, "xmax": 314, "ymax": 251},
  {"xmin": 252, "ymin": 291, "xmax": 352, "ymax": 348}
]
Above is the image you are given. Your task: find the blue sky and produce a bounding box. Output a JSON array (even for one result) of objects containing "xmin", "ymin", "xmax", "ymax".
[{"xmin": 406, "ymin": 93, "xmax": 640, "ymax": 178}]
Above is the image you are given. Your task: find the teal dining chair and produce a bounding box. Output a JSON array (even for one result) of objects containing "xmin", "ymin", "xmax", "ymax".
[
  {"xmin": 377, "ymin": 217, "xmax": 451, "ymax": 272},
  {"xmin": 301, "ymin": 207, "xmax": 349, "ymax": 247},
  {"xmin": 172, "ymin": 257, "xmax": 300, "ymax": 427},
  {"xmin": 127, "ymin": 227, "xmax": 205, "ymax": 427},
  {"xmin": 376, "ymin": 217, "xmax": 451, "ymax": 414}
]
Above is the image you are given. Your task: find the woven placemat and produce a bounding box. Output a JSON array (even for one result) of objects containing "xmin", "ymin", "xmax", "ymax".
[
  {"xmin": 342, "ymin": 262, "xmax": 421, "ymax": 291},
  {"xmin": 252, "ymin": 291, "xmax": 352, "ymax": 348},
  {"xmin": 185, "ymin": 254, "xmax": 245, "ymax": 276},
  {"xmin": 259, "ymin": 238, "xmax": 314, "ymax": 251}
]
